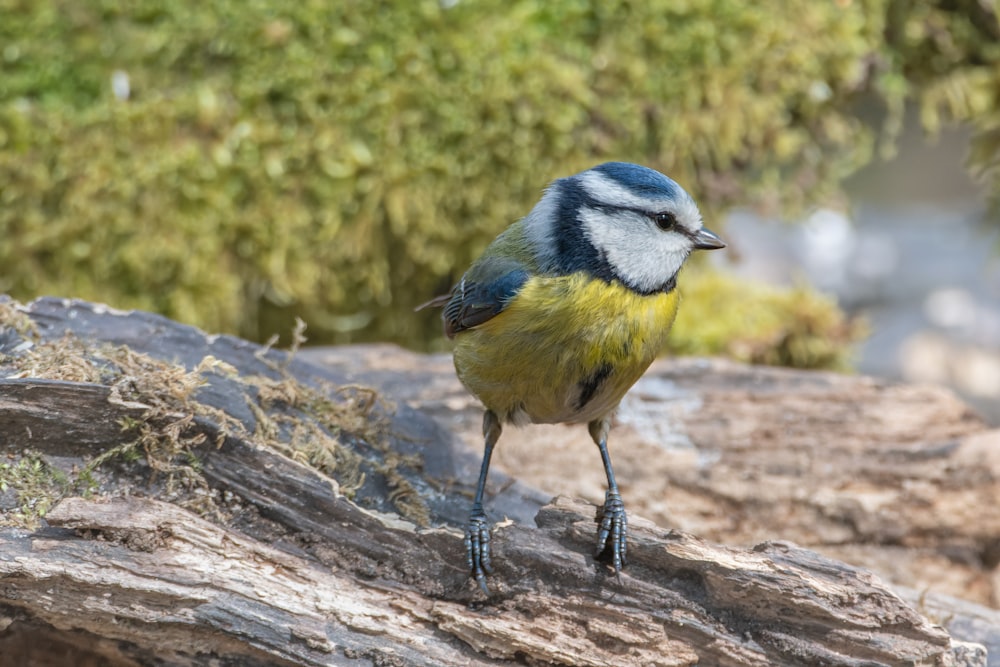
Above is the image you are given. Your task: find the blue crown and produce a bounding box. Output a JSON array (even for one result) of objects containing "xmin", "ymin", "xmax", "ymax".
[{"xmin": 591, "ymin": 162, "xmax": 685, "ymax": 201}]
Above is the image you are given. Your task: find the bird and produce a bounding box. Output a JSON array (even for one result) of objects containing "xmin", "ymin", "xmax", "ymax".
[{"xmin": 422, "ymin": 162, "xmax": 725, "ymax": 593}]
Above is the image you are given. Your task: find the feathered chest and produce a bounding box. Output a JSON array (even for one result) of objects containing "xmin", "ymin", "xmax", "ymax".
[{"xmin": 451, "ymin": 273, "xmax": 680, "ymax": 425}]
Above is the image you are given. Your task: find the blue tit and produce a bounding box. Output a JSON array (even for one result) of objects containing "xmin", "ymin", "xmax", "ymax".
[{"xmin": 424, "ymin": 162, "xmax": 725, "ymax": 593}]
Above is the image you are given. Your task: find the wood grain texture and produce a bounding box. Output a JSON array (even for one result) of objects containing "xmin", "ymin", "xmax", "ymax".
[
  {"xmin": 307, "ymin": 345, "xmax": 1000, "ymax": 609},
  {"xmin": 0, "ymin": 297, "xmax": 994, "ymax": 666}
]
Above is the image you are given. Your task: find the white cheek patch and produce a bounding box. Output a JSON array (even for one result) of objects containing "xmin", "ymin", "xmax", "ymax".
[{"xmin": 580, "ymin": 208, "xmax": 692, "ymax": 293}]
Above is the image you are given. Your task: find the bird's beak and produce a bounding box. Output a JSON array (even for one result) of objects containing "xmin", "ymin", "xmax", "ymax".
[{"xmin": 693, "ymin": 227, "xmax": 726, "ymax": 250}]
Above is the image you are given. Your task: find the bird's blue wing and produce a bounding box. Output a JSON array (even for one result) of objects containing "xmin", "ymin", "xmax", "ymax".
[{"xmin": 442, "ymin": 262, "xmax": 530, "ymax": 338}]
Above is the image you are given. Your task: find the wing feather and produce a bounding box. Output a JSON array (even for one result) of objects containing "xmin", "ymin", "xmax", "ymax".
[
  {"xmin": 441, "ymin": 268, "xmax": 529, "ymax": 337},
  {"xmin": 419, "ymin": 222, "xmax": 536, "ymax": 338}
]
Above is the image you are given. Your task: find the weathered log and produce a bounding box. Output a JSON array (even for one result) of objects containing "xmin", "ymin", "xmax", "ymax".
[
  {"xmin": 1, "ymin": 494, "xmax": 979, "ymax": 667},
  {"xmin": 0, "ymin": 297, "xmax": 993, "ymax": 666},
  {"xmin": 307, "ymin": 344, "xmax": 1000, "ymax": 605}
]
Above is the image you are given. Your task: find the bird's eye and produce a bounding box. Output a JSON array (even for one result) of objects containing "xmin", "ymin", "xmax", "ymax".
[{"xmin": 652, "ymin": 212, "xmax": 676, "ymax": 231}]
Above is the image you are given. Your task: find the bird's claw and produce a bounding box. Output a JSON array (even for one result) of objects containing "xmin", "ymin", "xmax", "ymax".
[
  {"xmin": 464, "ymin": 510, "xmax": 493, "ymax": 594},
  {"xmin": 595, "ymin": 490, "xmax": 628, "ymax": 572}
]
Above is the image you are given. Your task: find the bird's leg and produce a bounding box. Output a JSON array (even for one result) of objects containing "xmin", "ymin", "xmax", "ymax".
[
  {"xmin": 589, "ymin": 416, "xmax": 627, "ymax": 572},
  {"xmin": 465, "ymin": 409, "xmax": 502, "ymax": 594}
]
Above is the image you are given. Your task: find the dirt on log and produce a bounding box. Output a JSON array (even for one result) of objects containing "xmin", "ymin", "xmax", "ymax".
[{"xmin": 0, "ymin": 296, "xmax": 996, "ymax": 666}]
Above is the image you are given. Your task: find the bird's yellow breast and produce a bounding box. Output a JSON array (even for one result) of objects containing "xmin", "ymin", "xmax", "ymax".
[{"xmin": 452, "ymin": 273, "xmax": 680, "ymax": 425}]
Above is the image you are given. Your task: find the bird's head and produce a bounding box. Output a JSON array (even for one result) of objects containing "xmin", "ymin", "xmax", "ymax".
[{"xmin": 523, "ymin": 162, "xmax": 725, "ymax": 294}]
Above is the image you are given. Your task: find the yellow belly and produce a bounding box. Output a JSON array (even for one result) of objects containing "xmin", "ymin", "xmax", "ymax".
[{"xmin": 452, "ymin": 273, "xmax": 680, "ymax": 425}]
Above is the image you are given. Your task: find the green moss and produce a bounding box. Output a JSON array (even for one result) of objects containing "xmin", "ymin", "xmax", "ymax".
[
  {"xmin": 671, "ymin": 271, "xmax": 865, "ymax": 370},
  {"xmin": 0, "ymin": 452, "xmax": 69, "ymax": 528},
  {"xmin": 248, "ymin": 374, "xmax": 430, "ymax": 525},
  {"xmin": 0, "ymin": 300, "xmax": 38, "ymax": 342},
  {"xmin": 0, "ymin": 303, "xmax": 429, "ymax": 525},
  {"xmin": 0, "ymin": 0, "xmax": 996, "ymax": 358}
]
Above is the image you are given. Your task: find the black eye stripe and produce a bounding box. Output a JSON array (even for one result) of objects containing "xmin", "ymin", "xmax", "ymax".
[{"xmin": 585, "ymin": 203, "xmax": 692, "ymax": 237}]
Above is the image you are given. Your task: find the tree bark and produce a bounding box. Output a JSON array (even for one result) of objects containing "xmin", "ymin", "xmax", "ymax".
[
  {"xmin": 0, "ymin": 297, "xmax": 993, "ymax": 666},
  {"xmin": 307, "ymin": 344, "xmax": 1000, "ymax": 606}
]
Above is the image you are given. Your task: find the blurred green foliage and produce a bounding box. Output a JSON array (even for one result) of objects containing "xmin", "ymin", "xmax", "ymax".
[
  {"xmin": 0, "ymin": 0, "xmax": 997, "ymax": 365},
  {"xmin": 672, "ymin": 271, "xmax": 865, "ymax": 370}
]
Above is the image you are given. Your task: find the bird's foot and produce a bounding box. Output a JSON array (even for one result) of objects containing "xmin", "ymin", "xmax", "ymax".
[
  {"xmin": 595, "ymin": 490, "xmax": 628, "ymax": 572},
  {"xmin": 464, "ymin": 509, "xmax": 493, "ymax": 594}
]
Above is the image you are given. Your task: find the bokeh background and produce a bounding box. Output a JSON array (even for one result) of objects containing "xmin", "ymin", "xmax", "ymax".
[{"xmin": 1, "ymin": 0, "xmax": 998, "ymax": 419}]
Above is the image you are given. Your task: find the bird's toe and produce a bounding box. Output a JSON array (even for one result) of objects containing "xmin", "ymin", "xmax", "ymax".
[
  {"xmin": 595, "ymin": 491, "xmax": 628, "ymax": 572},
  {"xmin": 464, "ymin": 511, "xmax": 494, "ymax": 594}
]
